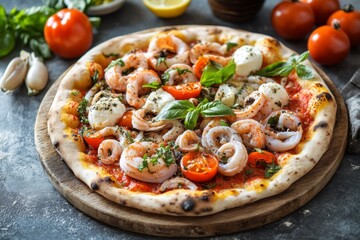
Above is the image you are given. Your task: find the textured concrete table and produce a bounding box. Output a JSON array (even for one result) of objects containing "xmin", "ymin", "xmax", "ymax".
[{"xmin": 1, "ymin": 0, "xmax": 359, "ymax": 239}]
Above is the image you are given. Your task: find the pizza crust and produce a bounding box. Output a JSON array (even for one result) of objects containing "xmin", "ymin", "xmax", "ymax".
[{"xmin": 47, "ymin": 26, "xmax": 336, "ymax": 216}]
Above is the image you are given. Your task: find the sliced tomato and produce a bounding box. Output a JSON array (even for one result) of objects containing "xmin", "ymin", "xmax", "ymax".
[
  {"xmin": 193, "ymin": 56, "xmax": 210, "ymax": 79},
  {"xmin": 83, "ymin": 129, "xmax": 105, "ymax": 149},
  {"xmin": 118, "ymin": 111, "xmax": 133, "ymax": 129},
  {"xmin": 162, "ymin": 82, "xmax": 201, "ymax": 100},
  {"xmin": 247, "ymin": 150, "xmax": 276, "ymax": 168},
  {"xmin": 181, "ymin": 152, "xmax": 218, "ymax": 182}
]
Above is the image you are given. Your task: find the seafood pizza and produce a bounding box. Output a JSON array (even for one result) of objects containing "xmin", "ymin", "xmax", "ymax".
[{"xmin": 47, "ymin": 26, "xmax": 336, "ymax": 216}]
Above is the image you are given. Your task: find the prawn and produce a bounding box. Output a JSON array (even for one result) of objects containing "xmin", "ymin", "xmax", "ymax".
[
  {"xmin": 162, "ymin": 63, "xmax": 197, "ymax": 85},
  {"xmin": 233, "ymin": 91, "xmax": 266, "ymax": 120},
  {"xmin": 120, "ymin": 142, "xmax": 178, "ymax": 183},
  {"xmin": 148, "ymin": 35, "xmax": 190, "ymax": 72},
  {"xmin": 189, "ymin": 41, "xmax": 229, "ymax": 64},
  {"xmin": 105, "ymin": 50, "xmax": 149, "ymax": 92},
  {"xmin": 217, "ymin": 141, "xmax": 248, "ymax": 176},
  {"xmin": 175, "ymin": 130, "xmax": 201, "ymax": 152},
  {"xmin": 97, "ymin": 139, "xmax": 122, "ymax": 165},
  {"xmin": 126, "ymin": 69, "xmax": 161, "ymax": 109},
  {"xmin": 231, "ymin": 119, "xmax": 266, "ymax": 149},
  {"xmin": 131, "ymin": 109, "xmax": 167, "ymax": 131},
  {"xmin": 264, "ymin": 110, "xmax": 303, "ymax": 152}
]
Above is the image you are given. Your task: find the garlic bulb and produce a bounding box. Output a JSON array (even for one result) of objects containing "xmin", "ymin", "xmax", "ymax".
[
  {"xmin": 1, "ymin": 56, "xmax": 28, "ymax": 92},
  {"xmin": 25, "ymin": 52, "xmax": 48, "ymax": 96}
]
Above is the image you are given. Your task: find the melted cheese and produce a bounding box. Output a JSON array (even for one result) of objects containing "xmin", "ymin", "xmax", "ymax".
[
  {"xmin": 233, "ymin": 45, "xmax": 263, "ymax": 77},
  {"xmin": 88, "ymin": 97, "xmax": 126, "ymax": 130},
  {"xmin": 142, "ymin": 88, "xmax": 175, "ymax": 114}
]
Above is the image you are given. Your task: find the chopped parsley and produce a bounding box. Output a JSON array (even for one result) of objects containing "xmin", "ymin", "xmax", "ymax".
[
  {"xmin": 105, "ymin": 58, "xmax": 125, "ymax": 71},
  {"xmin": 265, "ymin": 163, "xmax": 281, "ymax": 178},
  {"xmin": 226, "ymin": 42, "xmax": 238, "ymax": 52},
  {"xmin": 77, "ymin": 98, "xmax": 89, "ymax": 124}
]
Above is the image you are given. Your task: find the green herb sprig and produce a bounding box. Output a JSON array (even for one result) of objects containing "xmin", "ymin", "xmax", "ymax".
[
  {"xmin": 155, "ymin": 99, "xmax": 234, "ymax": 130},
  {"xmin": 200, "ymin": 59, "xmax": 236, "ymax": 87},
  {"xmin": 256, "ymin": 51, "xmax": 314, "ymax": 80}
]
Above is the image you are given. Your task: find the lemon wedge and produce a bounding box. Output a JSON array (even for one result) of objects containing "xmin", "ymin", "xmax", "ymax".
[{"xmin": 143, "ymin": 0, "xmax": 191, "ymax": 18}]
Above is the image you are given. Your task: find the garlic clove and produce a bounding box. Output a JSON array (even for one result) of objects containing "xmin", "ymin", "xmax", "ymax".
[
  {"xmin": 1, "ymin": 57, "xmax": 28, "ymax": 92},
  {"xmin": 25, "ymin": 54, "xmax": 48, "ymax": 96}
]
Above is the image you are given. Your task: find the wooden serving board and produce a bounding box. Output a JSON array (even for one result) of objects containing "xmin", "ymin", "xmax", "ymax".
[{"xmin": 34, "ymin": 66, "xmax": 348, "ymax": 237}]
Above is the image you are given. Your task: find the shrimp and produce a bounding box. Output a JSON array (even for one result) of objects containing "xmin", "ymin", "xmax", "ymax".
[
  {"xmin": 162, "ymin": 120, "xmax": 184, "ymax": 141},
  {"xmin": 175, "ymin": 130, "xmax": 201, "ymax": 152},
  {"xmin": 200, "ymin": 118, "xmax": 225, "ymax": 147},
  {"xmin": 258, "ymin": 82, "xmax": 290, "ymax": 118},
  {"xmin": 159, "ymin": 177, "xmax": 198, "ymax": 192},
  {"xmin": 97, "ymin": 139, "xmax": 122, "ymax": 165},
  {"xmin": 233, "ymin": 91, "xmax": 266, "ymax": 120},
  {"xmin": 162, "ymin": 63, "xmax": 197, "ymax": 85},
  {"xmin": 105, "ymin": 50, "xmax": 149, "ymax": 92},
  {"xmin": 231, "ymin": 119, "xmax": 266, "ymax": 149},
  {"xmin": 89, "ymin": 126, "xmax": 135, "ymax": 148},
  {"xmin": 148, "ymin": 35, "xmax": 190, "ymax": 72},
  {"xmin": 126, "ymin": 69, "xmax": 161, "ymax": 109},
  {"xmin": 189, "ymin": 41, "xmax": 228, "ymax": 64},
  {"xmin": 217, "ymin": 141, "xmax": 248, "ymax": 176},
  {"xmin": 202, "ymin": 126, "xmax": 242, "ymax": 155},
  {"xmin": 131, "ymin": 108, "xmax": 167, "ymax": 131},
  {"xmin": 264, "ymin": 110, "xmax": 303, "ymax": 152},
  {"xmin": 120, "ymin": 142, "xmax": 178, "ymax": 183}
]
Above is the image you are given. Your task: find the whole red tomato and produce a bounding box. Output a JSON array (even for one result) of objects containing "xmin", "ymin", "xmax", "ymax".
[
  {"xmin": 271, "ymin": 0, "xmax": 315, "ymax": 40},
  {"xmin": 327, "ymin": 4, "xmax": 360, "ymax": 47},
  {"xmin": 44, "ymin": 9, "xmax": 93, "ymax": 59},
  {"xmin": 308, "ymin": 22, "xmax": 350, "ymax": 65},
  {"xmin": 300, "ymin": 0, "xmax": 340, "ymax": 25}
]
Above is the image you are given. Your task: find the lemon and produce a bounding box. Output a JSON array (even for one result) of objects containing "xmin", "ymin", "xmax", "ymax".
[{"xmin": 143, "ymin": 0, "xmax": 191, "ymax": 18}]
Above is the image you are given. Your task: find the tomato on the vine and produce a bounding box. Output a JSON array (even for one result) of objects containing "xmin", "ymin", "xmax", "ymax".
[
  {"xmin": 162, "ymin": 82, "xmax": 201, "ymax": 100},
  {"xmin": 308, "ymin": 21, "xmax": 350, "ymax": 65},
  {"xmin": 44, "ymin": 9, "xmax": 93, "ymax": 59},
  {"xmin": 271, "ymin": 0, "xmax": 315, "ymax": 40},
  {"xmin": 327, "ymin": 4, "xmax": 360, "ymax": 47},
  {"xmin": 300, "ymin": 0, "xmax": 340, "ymax": 25},
  {"xmin": 180, "ymin": 152, "xmax": 218, "ymax": 182}
]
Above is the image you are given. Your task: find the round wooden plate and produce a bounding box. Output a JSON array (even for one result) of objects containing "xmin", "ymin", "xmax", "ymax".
[{"xmin": 34, "ymin": 65, "xmax": 348, "ymax": 237}]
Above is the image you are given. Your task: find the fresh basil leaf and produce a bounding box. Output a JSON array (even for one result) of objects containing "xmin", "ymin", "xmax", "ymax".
[
  {"xmin": 219, "ymin": 119, "xmax": 229, "ymax": 126},
  {"xmin": 256, "ymin": 61, "xmax": 288, "ymax": 77},
  {"xmin": 201, "ymin": 101, "xmax": 234, "ymax": 117},
  {"xmin": 200, "ymin": 60, "xmax": 235, "ymax": 87},
  {"xmin": 296, "ymin": 64, "xmax": 314, "ymax": 80},
  {"xmin": 175, "ymin": 68, "xmax": 192, "ymax": 75},
  {"xmin": 197, "ymin": 98, "xmax": 209, "ymax": 109},
  {"xmin": 155, "ymin": 100, "xmax": 194, "ymax": 121},
  {"xmin": 222, "ymin": 59, "xmax": 236, "ymax": 81},
  {"xmin": 297, "ymin": 51, "xmax": 310, "ymax": 63},
  {"xmin": 276, "ymin": 64, "xmax": 294, "ymax": 77},
  {"xmin": 184, "ymin": 109, "xmax": 199, "ymax": 130},
  {"xmin": 142, "ymin": 81, "xmax": 161, "ymax": 89}
]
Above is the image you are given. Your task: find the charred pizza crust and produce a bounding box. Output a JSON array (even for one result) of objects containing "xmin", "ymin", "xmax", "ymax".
[{"xmin": 47, "ymin": 26, "xmax": 336, "ymax": 216}]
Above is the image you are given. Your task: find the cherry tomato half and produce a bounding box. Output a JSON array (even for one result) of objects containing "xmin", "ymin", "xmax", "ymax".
[
  {"xmin": 181, "ymin": 152, "xmax": 218, "ymax": 182},
  {"xmin": 271, "ymin": 0, "xmax": 315, "ymax": 40},
  {"xmin": 162, "ymin": 82, "xmax": 201, "ymax": 100},
  {"xmin": 327, "ymin": 4, "xmax": 360, "ymax": 47},
  {"xmin": 44, "ymin": 9, "xmax": 93, "ymax": 59},
  {"xmin": 300, "ymin": 0, "xmax": 340, "ymax": 25},
  {"xmin": 247, "ymin": 150, "xmax": 277, "ymax": 168},
  {"xmin": 83, "ymin": 129, "xmax": 105, "ymax": 149},
  {"xmin": 118, "ymin": 111, "xmax": 133, "ymax": 129},
  {"xmin": 308, "ymin": 21, "xmax": 350, "ymax": 65}
]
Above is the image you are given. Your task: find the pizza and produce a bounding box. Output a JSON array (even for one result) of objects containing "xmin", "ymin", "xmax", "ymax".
[{"xmin": 47, "ymin": 26, "xmax": 337, "ymax": 216}]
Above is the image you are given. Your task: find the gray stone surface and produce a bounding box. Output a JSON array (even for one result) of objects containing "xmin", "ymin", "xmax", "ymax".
[{"xmin": 1, "ymin": 0, "xmax": 359, "ymax": 239}]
